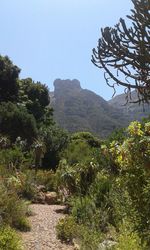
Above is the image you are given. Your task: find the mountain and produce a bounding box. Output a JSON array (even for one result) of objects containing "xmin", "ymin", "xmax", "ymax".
[
  {"xmin": 50, "ymin": 79, "xmax": 150, "ymax": 137},
  {"xmin": 108, "ymin": 91, "xmax": 150, "ymax": 121},
  {"xmin": 50, "ymin": 79, "xmax": 128, "ymax": 137}
]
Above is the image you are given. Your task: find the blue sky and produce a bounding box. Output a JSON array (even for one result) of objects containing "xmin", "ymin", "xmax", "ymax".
[{"xmin": 0, "ymin": 0, "xmax": 133, "ymax": 100}]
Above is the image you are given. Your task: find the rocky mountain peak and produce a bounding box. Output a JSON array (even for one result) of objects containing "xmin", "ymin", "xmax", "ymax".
[{"xmin": 53, "ymin": 79, "xmax": 81, "ymax": 93}]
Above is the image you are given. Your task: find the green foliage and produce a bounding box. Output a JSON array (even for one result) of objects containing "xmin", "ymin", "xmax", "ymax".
[
  {"xmin": 15, "ymin": 217, "xmax": 31, "ymax": 232},
  {"xmin": 0, "ymin": 55, "xmax": 69, "ymax": 172},
  {"xmin": 108, "ymin": 128, "xmax": 126, "ymax": 144},
  {"xmin": 114, "ymin": 220, "xmax": 144, "ymax": 250},
  {"xmin": 71, "ymin": 131, "xmax": 101, "ymax": 148},
  {"xmin": 57, "ymin": 160, "xmax": 98, "ymax": 196},
  {"xmin": 1, "ymin": 54, "xmax": 150, "ymax": 248},
  {"xmin": 77, "ymin": 225, "xmax": 100, "ymax": 250},
  {"xmin": 0, "ymin": 147, "xmax": 31, "ymax": 170},
  {"xmin": 71, "ymin": 196, "xmax": 97, "ymax": 225},
  {"xmin": 56, "ymin": 216, "xmax": 101, "ymax": 250},
  {"xmin": 35, "ymin": 170, "xmax": 56, "ymax": 191},
  {"xmin": 0, "ymin": 55, "xmax": 20, "ymax": 103},
  {"xmin": 41, "ymin": 125, "xmax": 69, "ymax": 169},
  {"xmin": 90, "ymin": 171, "xmax": 112, "ymax": 207},
  {"xmin": 56, "ymin": 216, "xmax": 76, "ymax": 243},
  {"xmin": 18, "ymin": 78, "xmax": 51, "ymax": 123},
  {"xmin": 0, "ymin": 55, "xmax": 73, "ymax": 249},
  {"xmin": 56, "ymin": 120, "xmax": 150, "ymax": 248},
  {"xmin": 0, "ymin": 102, "xmax": 37, "ymax": 143},
  {"xmin": 0, "ymin": 226, "xmax": 22, "ymax": 250},
  {"xmin": 0, "ymin": 179, "xmax": 30, "ymax": 231},
  {"xmin": 17, "ymin": 170, "xmax": 38, "ymax": 200},
  {"xmin": 62, "ymin": 140, "xmax": 93, "ymax": 166},
  {"xmin": 0, "ymin": 136, "xmax": 34, "ymax": 170}
]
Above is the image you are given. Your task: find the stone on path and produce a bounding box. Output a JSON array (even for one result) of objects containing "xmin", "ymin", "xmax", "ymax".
[{"xmin": 45, "ymin": 192, "xmax": 57, "ymax": 205}]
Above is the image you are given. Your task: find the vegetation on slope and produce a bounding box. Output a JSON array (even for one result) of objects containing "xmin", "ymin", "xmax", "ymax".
[
  {"xmin": 0, "ymin": 55, "xmax": 69, "ymax": 249},
  {"xmin": 56, "ymin": 121, "xmax": 150, "ymax": 249}
]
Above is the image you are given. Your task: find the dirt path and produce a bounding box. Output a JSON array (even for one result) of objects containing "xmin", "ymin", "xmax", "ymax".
[{"xmin": 21, "ymin": 204, "xmax": 74, "ymax": 250}]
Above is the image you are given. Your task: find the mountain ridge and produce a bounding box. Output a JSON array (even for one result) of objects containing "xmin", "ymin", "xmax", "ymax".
[{"xmin": 50, "ymin": 79, "xmax": 150, "ymax": 137}]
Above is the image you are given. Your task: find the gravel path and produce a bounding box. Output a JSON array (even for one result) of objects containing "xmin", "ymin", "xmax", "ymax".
[{"xmin": 21, "ymin": 204, "xmax": 74, "ymax": 250}]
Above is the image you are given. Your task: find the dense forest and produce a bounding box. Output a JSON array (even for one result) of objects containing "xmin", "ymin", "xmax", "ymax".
[{"xmin": 0, "ymin": 0, "xmax": 150, "ymax": 249}]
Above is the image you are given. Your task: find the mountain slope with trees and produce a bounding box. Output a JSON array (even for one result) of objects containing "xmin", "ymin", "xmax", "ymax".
[
  {"xmin": 109, "ymin": 90, "xmax": 150, "ymax": 121},
  {"xmin": 50, "ymin": 79, "xmax": 128, "ymax": 138},
  {"xmin": 50, "ymin": 79, "xmax": 150, "ymax": 138}
]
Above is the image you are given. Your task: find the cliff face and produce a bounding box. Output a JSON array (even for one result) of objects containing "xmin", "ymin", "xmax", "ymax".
[
  {"xmin": 50, "ymin": 79, "xmax": 150, "ymax": 137},
  {"xmin": 108, "ymin": 91, "xmax": 150, "ymax": 121},
  {"xmin": 50, "ymin": 79, "xmax": 127, "ymax": 137}
]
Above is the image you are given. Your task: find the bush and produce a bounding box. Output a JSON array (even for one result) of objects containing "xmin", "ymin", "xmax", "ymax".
[
  {"xmin": 62, "ymin": 140, "xmax": 92, "ymax": 165},
  {"xmin": 0, "ymin": 180, "xmax": 30, "ymax": 231},
  {"xmin": 0, "ymin": 55, "xmax": 20, "ymax": 103},
  {"xmin": 0, "ymin": 146, "xmax": 26, "ymax": 170},
  {"xmin": 35, "ymin": 170, "xmax": 56, "ymax": 191},
  {"xmin": 56, "ymin": 159, "xmax": 98, "ymax": 196},
  {"xmin": 56, "ymin": 216, "xmax": 101, "ymax": 249},
  {"xmin": 0, "ymin": 102, "xmax": 37, "ymax": 143},
  {"xmin": 41, "ymin": 125, "xmax": 69, "ymax": 169},
  {"xmin": 56, "ymin": 216, "xmax": 76, "ymax": 243},
  {"xmin": 17, "ymin": 170, "xmax": 38, "ymax": 200},
  {"xmin": 71, "ymin": 131, "xmax": 101, "ymax": 148},
  {"xmin": 114, "ymin": 220, "xmax": 145, "ymax": 250},
  {"xmin": 71, "ymin": 196, "xmax": 97, "ymax": 225},
  {"xmin": 15, "ymin": 217, "xmax": 31, "ymax": 232},
  {"xmin": 0, "ymin": 226, "xmax": 22, "ymax": 250},
  {"xmin": 77, "ymin": 225, "xmax": 101, "ymax": 250}
]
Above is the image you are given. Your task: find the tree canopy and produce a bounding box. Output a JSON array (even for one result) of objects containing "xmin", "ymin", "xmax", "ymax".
[
  {"xmin": 92, "ymin": 0, "xmax": 150, "ymax": 103},
  {"xmin": 0, "ymin": 56, "xmax": 20, "ymax": 103},
  {"xmin": 0, "ymin": 55, "xmax": 69, "ymax": 168},
  {"xmin": 0, "ymin": 102, "xmax": 37, "ymax": 143},
  {"xmin": 18, "ymin": 78, "xmax": 51, "ymax": 122}
]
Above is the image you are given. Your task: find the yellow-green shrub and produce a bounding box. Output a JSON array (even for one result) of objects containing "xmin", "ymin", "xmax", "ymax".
[
  {"xmin": 0, "ymin": 226, "xmax": 22, "ymax": 250},
  {"xmin": 114, "ymin": 220, "xmax": 145, "ymax": 250}
]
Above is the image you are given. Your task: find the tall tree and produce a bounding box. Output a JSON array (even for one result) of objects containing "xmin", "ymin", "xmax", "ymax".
[
  {"xmin": 0, "ymin": 56, "xmax": 20, "ymax": 103},
  {"xmin": 0, "ymin": 102, "xmax": 37, "ymax": 143},
  {"xmin": 92, "ymin": 0, "xmax": 150, "ymax": 103},
  {"xmin": 19, "ymin": 78, "xmax": 51, "ymax": 123}
]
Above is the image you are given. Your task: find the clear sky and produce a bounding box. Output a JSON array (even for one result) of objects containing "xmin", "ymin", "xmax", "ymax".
[{"xmin": 0, "ymin": 0, "xmax": 133, "ymax": 100}]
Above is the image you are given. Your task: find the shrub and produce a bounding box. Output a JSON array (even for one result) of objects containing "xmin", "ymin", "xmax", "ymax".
[
  {"xmin": 71, "ymin": 196, "xmax": 97, "ymax": 225},
  {"xmin": 56, "ymin": 216, "xmax": 76, "ymax": 243},
  {"xmin": 15, "ymin": 217, "xmax": 31, "ymax": 232},
  {"xmin": 0, "ymin": 226, "xmax": 22, "ymax": 250},
  {"xmin": 62, "ymin": 140, "xmax": 92, "ymax": 166},
  {"xmin": 77, "ymin": 225, "xmax": 101, "ymax": 250},
  {"xmin": 0, "ymin": 102, "xmax": 37, "ymax": 143},
  {"xmin": 56, "ymin": 216, "xmax": 101, "ymax": 250},
  {"xmin": 35, "ymin": 170, "xmax": 56, "ymax": 191},
  {"xmin": 114, "ymin": 220, "xmax": 145, "ymax": 250},
  {"xmin": 0, "ymin": 146, "xmax": 26, "ymax": 170},
  {"xmin": 56, "ymin": 160, "xmax": 98, "ymax": 196},
  {"xmin": 18, "ymin": 170, "xmax": 37, "ymax": 200},
  {"xmin": 71, "ymin": 131, "xmax": 101, "ymax": 148},
  {"xmin": 41, "ymin": 125, "xmax": 69, "ymax": 169},
  {"xmin": 0, "ymin": 180, "xmax": 30, "ymax": 231}
]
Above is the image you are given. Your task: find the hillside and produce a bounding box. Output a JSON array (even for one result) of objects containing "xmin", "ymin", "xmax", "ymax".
[
  {"xmin": 108, "ymin": 91, "xmax": 150, "ymax": 121},
  {"xmin": 50, "ymin": 79, "xmax": 150, "ymax": 137},
  {"xmin": 50, "ymin": 79, "xmax": 129, "ymax": 137}
]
